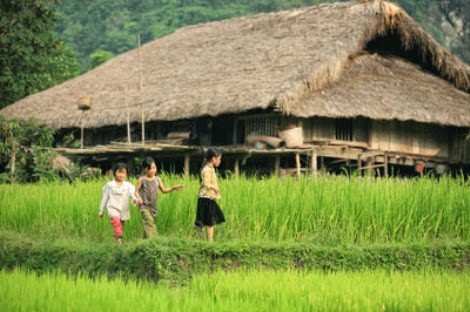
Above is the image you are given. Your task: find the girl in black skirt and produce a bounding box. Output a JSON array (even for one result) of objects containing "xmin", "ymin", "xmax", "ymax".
[{"xmin": 195, "ymin": 149, "xmax": 225, "ymax": 242}]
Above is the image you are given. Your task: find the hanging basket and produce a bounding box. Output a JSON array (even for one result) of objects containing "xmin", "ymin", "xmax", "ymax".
[
  {"xmin": 278, "ymin": 126, "xmax": 303, "ymax": 148},
  {"xmin": 78, "ymin": 96, "xmax": 93, "ymax": 110}
]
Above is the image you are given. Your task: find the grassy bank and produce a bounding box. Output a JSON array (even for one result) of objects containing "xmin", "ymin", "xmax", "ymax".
[{"xmin": 1, "ymin": 233, "xmax": 468, "ymax": 284}]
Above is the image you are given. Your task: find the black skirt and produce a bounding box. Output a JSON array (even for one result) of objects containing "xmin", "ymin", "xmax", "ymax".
[{"xmin": 195, "ymin": 197, "xmax": 225, "ymax": 227}]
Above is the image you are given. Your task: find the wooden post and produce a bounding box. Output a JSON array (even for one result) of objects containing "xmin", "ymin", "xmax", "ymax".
[
  {"xmin": 232, "ymin": 118, "xmax": 238, "ymax": 145},
  {"xmin": 184, "ymin": 154, "xmax": 190, "ymax": 177},
  {"xmin": 234, "ymin": 158, "xmax": 240, "ymax": 177},
  {"xmin": 367, "ymin": 156, "xmax": 373, "ymax": 177},
  {"xmin": 310, "ymin": 148, "xmax": 317, "ymax": 176},
  {"xmin": 384, "ymin": 152, "xmax": 389, "ymax": 177},
  {"xmin": 357, "ymin": 153, "xmax": 362, "ymax": 176},
  {"xmin": 274, "ymin": 155, "xmax": 280, "ymax": 176},
  {"xmin": 295, "ymin": 153, "xmax": 301, "ymax": 178}
]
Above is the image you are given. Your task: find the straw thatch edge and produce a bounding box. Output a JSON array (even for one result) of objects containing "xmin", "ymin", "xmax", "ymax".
[{"xmin": 275, "ymin": 0, "xmax": 469, "ymax": 116}]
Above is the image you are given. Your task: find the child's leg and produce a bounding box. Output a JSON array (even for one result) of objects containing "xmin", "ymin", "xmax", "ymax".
[
  {"xmin": 140, "ymin": 208, "xmax": 157, "ymax": 238},
  {"xmin": 110, "ymin": 217, "xmax": 124, "ymax": 243},
  {"xmin": 206, "ymin": 226, "xmax": 214, "ymax": 242}
]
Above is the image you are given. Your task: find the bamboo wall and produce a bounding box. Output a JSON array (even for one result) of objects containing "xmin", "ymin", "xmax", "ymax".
[{"xmin": 370, "ymin": 120, "xmax": 449, "ymax": 158}]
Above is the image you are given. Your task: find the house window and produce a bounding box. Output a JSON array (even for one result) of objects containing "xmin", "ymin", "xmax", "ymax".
[{"xmin": 335, "ymin": 118, "xmax": 353, "ymax": 141}]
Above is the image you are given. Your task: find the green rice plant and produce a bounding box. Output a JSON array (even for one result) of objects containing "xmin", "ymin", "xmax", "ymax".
[
  {"xmin": 1, "ymin": 268, "xmax": 469, "ymax": 311},
  {"xmin": 0, "ymin": 174, "xmax": 468, "ymax": 244}
]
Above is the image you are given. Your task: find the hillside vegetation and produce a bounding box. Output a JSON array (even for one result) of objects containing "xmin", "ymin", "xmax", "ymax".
[{"xmin": 56, "ymin": 0, "xmax": 469, "ymax": 70}]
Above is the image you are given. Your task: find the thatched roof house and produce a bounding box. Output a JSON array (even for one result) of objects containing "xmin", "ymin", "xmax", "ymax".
[
  {"xmin": 1, "ymin": 0, "xmax": 469, "ymax": 175},
  {"xmin": 2, "ymin": 0, "xmax": 468, "ymax": 128}
]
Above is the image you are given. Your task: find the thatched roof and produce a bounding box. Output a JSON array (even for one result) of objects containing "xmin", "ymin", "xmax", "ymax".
[{"xmin": 1, "ymin": 0, "xmax": 469, "ymax": 128}]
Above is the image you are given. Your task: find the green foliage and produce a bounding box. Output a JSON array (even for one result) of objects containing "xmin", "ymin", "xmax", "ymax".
[
  {"xmin": 88, "ymin": 50, "xmax": 115, "ymax": 69},
  {"xmin": 0, "ymin": 175, "xmax": 468, "ymax": 243},
  {"xmin": 0, "ymin": 0, "xmax": 80, "ymax": 109},
  {"xmin": 2, "ymin": 267, "xmax": 469, "ymax": 311},
  {"xmin": 0, "ymin": 116, "xmax": 60, "ymax": 183},
  {"xmin": 0, "ymin": 233, "xmax": 469, "ymax": 286}
]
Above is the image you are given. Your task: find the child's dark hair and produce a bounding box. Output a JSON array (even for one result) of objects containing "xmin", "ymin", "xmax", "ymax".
[
  {"xmin": 200, "ymin": 148, "xmax": 222, "ymax": 174},
  {"xmin": 113, "ymin": 162, "xmax": 128, "ymax": 175},
  {"xmin": 206, "ymin": 148, "xmax": 222, "ymax": 161},
  {"xmin": 142, "ymin": 157, "xmax": 156, "ymax": 170}
]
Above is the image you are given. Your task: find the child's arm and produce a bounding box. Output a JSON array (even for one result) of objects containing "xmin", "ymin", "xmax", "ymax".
[
  {"xmin": 127, "ymin": 182, "xmax": 141, "ymax": 205},
  {"xmin": 134, "ymin": 177, "xmax": 143, "ymax": 204},
  {"xmin": 98, "ymin": 184, "xmax": 110, "ymax": 218},
  {"xmin": 158, "ymin": 177, "xmax": 183, "ymax": 193}
]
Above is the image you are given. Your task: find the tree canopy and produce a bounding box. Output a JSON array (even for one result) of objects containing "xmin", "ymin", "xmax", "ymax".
[{"xmin": 0, "ymin": 0, "xmax": 79, "ymax": 109}]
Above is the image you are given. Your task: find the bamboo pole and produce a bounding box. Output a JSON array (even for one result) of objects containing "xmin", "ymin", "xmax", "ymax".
[
  {"xmin": 138, "ymin": 34, "xmax": 145, "ymax": 145},
  {"xmin": 126, "ymin": 84, "xmax": 131, "ymax": 143}
]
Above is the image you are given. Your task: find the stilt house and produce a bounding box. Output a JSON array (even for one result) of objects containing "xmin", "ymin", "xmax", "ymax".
[{"xmin": 1, "ymin": 0, "xmax": 469, "ymax": 176}]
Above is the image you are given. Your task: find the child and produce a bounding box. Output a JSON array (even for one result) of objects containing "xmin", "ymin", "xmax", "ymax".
[
  {"xmin": 195, "ymin": 149, "xmax": 225, "ymax": 242},
  {"xmin": 134, "ymin": 157, "xmax": 183, "ymax": 238},
  {"xmin": 98, "ymin": 162, "xmax": 140, "ymax": 244}
]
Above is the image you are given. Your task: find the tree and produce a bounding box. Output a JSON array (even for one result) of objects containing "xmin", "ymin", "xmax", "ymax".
[
  {"xmin": 0, "ymin": 116, "xmax": 57, "ymax": 183},
  {"xmin": 89, "ymin": 50, "xmax": 115, "ymax": 69},
  {"xmin": 0, "ymin": 0, "xmax": 79, "ymax": 109}
]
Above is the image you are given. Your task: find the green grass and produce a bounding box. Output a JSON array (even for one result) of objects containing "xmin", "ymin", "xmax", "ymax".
[
  {"xmin": 1, "ymin": 268, "xmax": 468, "ymax": 311},
  {"xmin": 0, "ymin": 174, "xmax": 468, "ymax": 244}
]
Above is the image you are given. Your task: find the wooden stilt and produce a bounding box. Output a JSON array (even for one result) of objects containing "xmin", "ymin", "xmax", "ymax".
[
  {"xmin": 274, "ymin": 156, "xmax": 280, "ymax": 176},
  {"xmin": 310, "ymin": 148, "xmax": 317, "ymax": 176},
  {"xmin": 184, "ymin": 153, "xmax": 190, "ymax": 176},
  {"xmin": 295, "ymin": 153, "xmax": 301, "ymax": 178},
  {"xmin": 367, "ymin": 157, "xmax": 373, "ymax": 177},
  {"xmin": 357, "ymin": 153, "xmax": 362, "ymax": 176},
  {"xmin": 384, "ymin": 152, "xmax": 389, "ymax": 177},
  {"xmin": 234, "ymin": 158, "xmax": 240, "ymax": 177}
]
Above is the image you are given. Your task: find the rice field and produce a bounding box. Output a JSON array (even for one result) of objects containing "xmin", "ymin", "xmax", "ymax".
[
  {"xmin": 1, "ymin": 268, "xmax": 468, "ymax": 311},
  {"xmin": 0, "ymin": 174, "xmax": 468, "ymax": 244}
]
